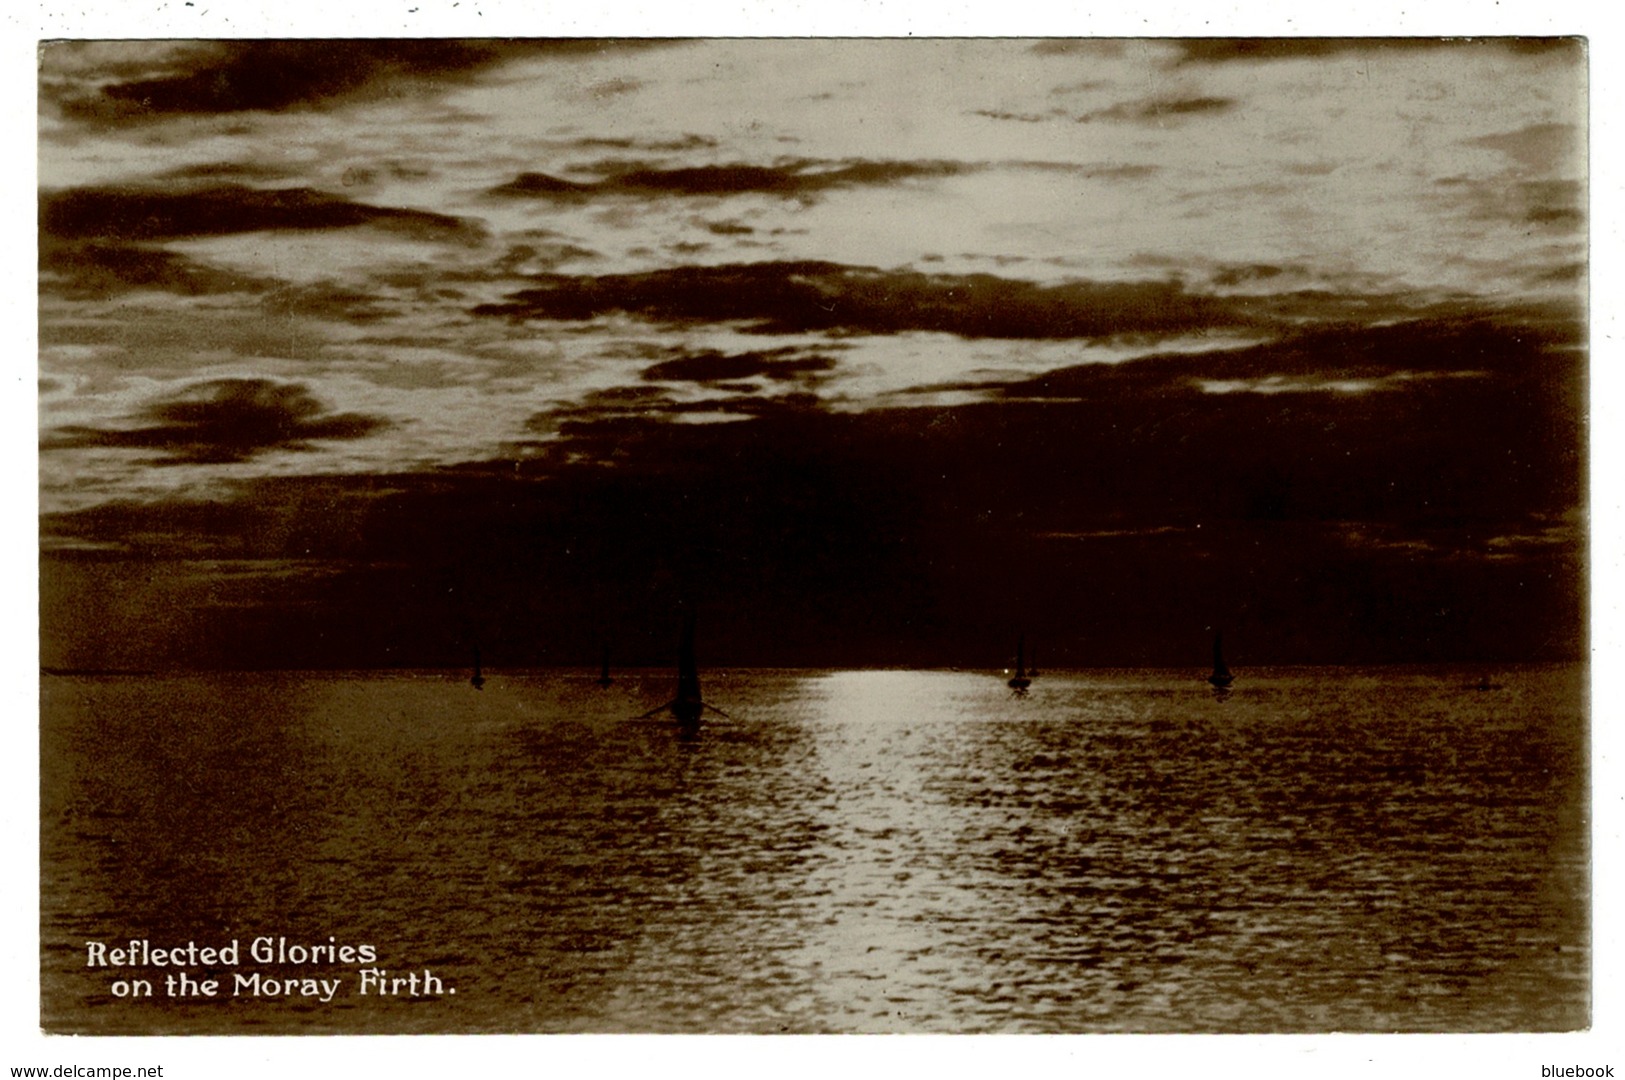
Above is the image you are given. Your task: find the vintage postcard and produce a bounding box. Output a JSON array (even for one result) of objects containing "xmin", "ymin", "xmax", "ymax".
[{"xmin": 31, "ymin": 31, "xmax": 1595, "ymax": 1057}]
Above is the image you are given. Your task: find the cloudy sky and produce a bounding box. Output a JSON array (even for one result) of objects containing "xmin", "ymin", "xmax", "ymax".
[{"xmin": 36, "ymin": 38, "xmax": 1586, "ymax": 671}]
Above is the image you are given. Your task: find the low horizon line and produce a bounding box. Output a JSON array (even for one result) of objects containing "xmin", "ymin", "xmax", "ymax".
[{"xmin": 39, "ymin": 659, "xmax": 1582, "ymax": 677}]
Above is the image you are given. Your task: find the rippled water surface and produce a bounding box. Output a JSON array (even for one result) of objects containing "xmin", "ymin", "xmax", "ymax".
[{"xmin": 41, "ymin": 666, "xmax": 1588, "ymax": 1033}]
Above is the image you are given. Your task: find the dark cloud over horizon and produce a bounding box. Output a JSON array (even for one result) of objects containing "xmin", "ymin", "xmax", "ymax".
[{"xmin": 39, "ymin": 310, "xmax": 1584, "ymax": 670}]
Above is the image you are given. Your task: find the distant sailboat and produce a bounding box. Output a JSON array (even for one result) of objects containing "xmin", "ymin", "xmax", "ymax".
[
  {"xmin": 1008, "ymin": 635, "xmax": 1032, "ymax": 690},
  {"xmin": 470, "ymin": 646, "xmax": 486, "ymax": 691},
  {"xmin": 1207, "ymin": 630, "xmax": 1234, "ymax": 688},
  {"xmin": 640, "ymin": 614, "xmax": 725, "ymax": 726},
  {"xmin": 596, "ymin": 645, "xmax": 613, "ymax": 689}
]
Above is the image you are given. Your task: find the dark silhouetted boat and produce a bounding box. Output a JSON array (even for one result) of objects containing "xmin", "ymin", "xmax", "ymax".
[
  {"xmin": 1008, "ymin": 635, "xmax": 1032, "ymax": 690},
  {"xmin": 596, "ymin": 645, "xmax": 613, "ymax": 688},
  {"xmin": 1207, "ymin": 630, "xmax": 1234, "ymax": 688},
  {"xmin": 640, "ymin": 614, "xmax": 725, "ymax": 726},
  {"xmin": 470, "ymin": 647, "xmax": 486, "ymax": 691}
]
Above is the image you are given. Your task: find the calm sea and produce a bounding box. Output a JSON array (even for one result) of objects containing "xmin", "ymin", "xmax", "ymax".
[{"xmin": 40, "ymin": 665, "xmax": 1588, "ymax": 1034}]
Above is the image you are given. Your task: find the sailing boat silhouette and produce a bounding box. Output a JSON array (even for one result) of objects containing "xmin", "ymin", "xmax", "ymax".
[
  {"xmin": 1207, "ymin": 630, "xmax": 1234, "ymax": 688},
  {"xmin": 1007, "ymin": 634, "xmax": 1032, "ymax": 691},
  {"xmin": 470, "ymin": 646, "xmax": 486, "ymax": 691},
  {"xmin": 640, "ymin": 613, "xmax": 727, "ymax": 726}
]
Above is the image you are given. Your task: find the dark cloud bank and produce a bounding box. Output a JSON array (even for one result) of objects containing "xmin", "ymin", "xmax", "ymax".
[
  {"xmin": 1075, "ymin": 96, "xmax": 1235, "ymax": 124},
  {"xmin": 43, "ymin": 379, "xmax": 388, "ymax": 465},
  {"xmin": 1169, "ymin": 37, "xmax": 1580, "ymax": 65},
  {"xmin": 41, "ymin": 183, "xmax": 477, "ymax": 244},
  {"xmin": 41, "ymin": 309, "xmax": 1584, "ymax": 672},
  {"xmin": 39, "ymin": 183, "xmax": 482, "ymax": 300},
  {"xmin": 473, "ymin": 261, "xmax": 1261, "ymax": 339},
  {"xmin": 489, "ymin": 160, "xmax": 972, "ymax": 200},
  {"xmin": 47, "ymin": 39, "xmax": 673, "ymax": 122}
]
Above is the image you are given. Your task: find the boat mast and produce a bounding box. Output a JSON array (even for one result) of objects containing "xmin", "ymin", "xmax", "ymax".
[
  {"xmin": 1008, "ymin": 633, "xmax": 1031, "ymax": 689},
  {"xmin": 1208, "ymin": 629, "xmax": 1233, "ymax": 687},
  {"xmin": 676, "ymin": 613, "xmax": 701, "ymax": 706},
  {"xmin": 639, "ymin": 610, "xmax": 727, "ymax": 725}
]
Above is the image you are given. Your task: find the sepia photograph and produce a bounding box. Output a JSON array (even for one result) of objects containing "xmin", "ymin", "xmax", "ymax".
[{"xmin": 31, "ymin": 28, "xmax": 1594, "ymax": 1048}]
